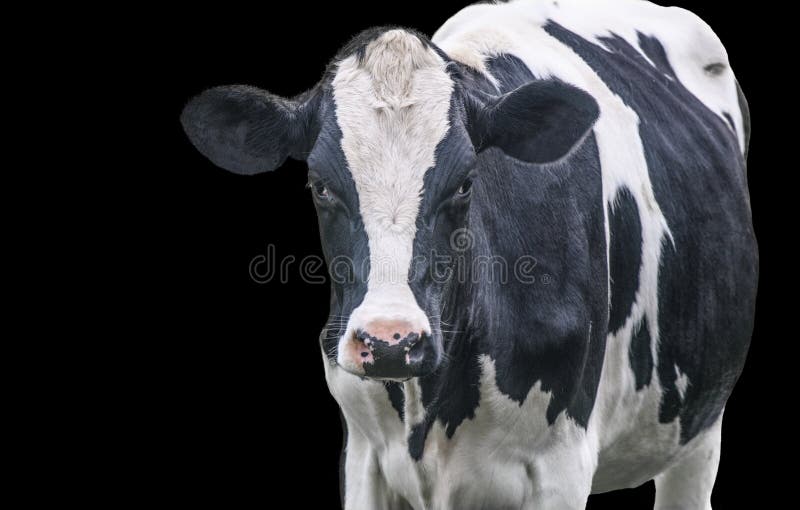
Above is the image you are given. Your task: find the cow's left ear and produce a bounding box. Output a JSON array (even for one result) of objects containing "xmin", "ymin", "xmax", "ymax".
[
  {"xmin": 466, "ymin": 80, "xmax": 599, "ymax": 164},
  {"xmin": 180, "ymin": 85, "xmax": 320, "ymax": 175}
]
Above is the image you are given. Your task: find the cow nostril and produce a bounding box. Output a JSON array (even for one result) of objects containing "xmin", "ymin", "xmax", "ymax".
[
  {"xmin": 408, "ymin": 338, "xmax": 425, "ymax": 363},
  {"xmin": 393, "ymin": 333, "xmax": 401, "ymax": 340}
]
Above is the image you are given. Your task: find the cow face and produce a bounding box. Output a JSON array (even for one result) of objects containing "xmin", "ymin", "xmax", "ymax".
[{"xmin": 181, "ymin": 29, "xmax": 598, "ymax": 380}]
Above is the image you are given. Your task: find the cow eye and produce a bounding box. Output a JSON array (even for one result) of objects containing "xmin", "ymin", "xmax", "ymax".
[
  {"xmin": 457, "ymin": 178, "xmax": 473, "ymax": 197},
  {"xmin": 309, "ymin": 181, "xmax": 331, "ymax": 200}
]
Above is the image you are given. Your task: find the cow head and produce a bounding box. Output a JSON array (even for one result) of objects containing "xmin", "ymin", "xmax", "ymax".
[{"xmin": 181, "ymin": 29, "xmax": 598, "ymax": 380}]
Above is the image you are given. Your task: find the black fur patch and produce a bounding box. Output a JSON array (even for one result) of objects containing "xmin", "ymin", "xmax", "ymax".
[
  {"xmin": 607, "ymin": 186, "xmax": 642, "ymax": 334},
  {"xmin": 309, "ymin": 94, "xmax": 370, "ymax": 360},
  {"xmin": 408, "ymin": 422, "xmax": 428, "ymax": 461},
  {"xmin": 385, "ymin": 382, "xmax": 405, "ymax": 422},
  {"xmin": 480, "ymin": 132, "xmax": 607, "ymax": 428},
  {"xmin": 486, "ymin": 53, "xmax": 536, "ymax": 93},
  {"xmin": 404, "ymin": 97, "xmax": 482, "ymax": 454},
  {"xmin": 629, "ymin": 316, "xmax": 654, "ymax": 391}
]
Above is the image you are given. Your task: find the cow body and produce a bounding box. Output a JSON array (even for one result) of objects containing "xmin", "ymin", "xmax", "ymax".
[
  {"xmin": 327, "ymin": 2, "xmax": 755, "ymax": 509},
  {"xmin": 181, "ymin": 1, "xmax": 756, "ymax": 508}
]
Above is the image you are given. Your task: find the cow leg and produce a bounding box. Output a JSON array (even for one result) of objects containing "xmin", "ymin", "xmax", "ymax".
[
  {"xmin": 342, "ymin": 430, "xmax": 385, "ymax": 509},
  {"xmin": 654, "ymin": 415, "xmax": 723, "ymax": 510},
  {"xmin": 342, "ymin": 427, "xmax": 412, "ymax": 510},
  {"xmin": 527, "ymin": 439, "xmax": 595, "ymax": 509}
]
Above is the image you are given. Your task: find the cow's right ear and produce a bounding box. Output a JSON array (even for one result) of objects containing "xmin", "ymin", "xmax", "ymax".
[{"xmin": 180, "ymin": 85, "xmax": 320, "ymax": 175}]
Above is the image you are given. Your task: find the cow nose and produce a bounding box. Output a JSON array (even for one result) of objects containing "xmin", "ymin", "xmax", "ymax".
[{"xmin": 349, "ymin": 320, "xmax": 436, "ymax": 379}]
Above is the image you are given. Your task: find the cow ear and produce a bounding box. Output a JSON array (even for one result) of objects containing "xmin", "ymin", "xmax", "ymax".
[
  {"xmin": 467, "ymin": 80, "xmax": 599, "ymax": 164},
  {"xmin": 180, "ymin": 85, "xmax": 319, "ymax": 175}
]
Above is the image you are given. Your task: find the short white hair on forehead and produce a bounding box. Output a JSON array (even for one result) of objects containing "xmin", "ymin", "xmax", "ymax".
[
  {"xmin": 358, "ymin": 29, "xmax": 449, "ymax": 109},
  {"xmin": 332, "ymin": 29, "xmax": 453, "ymax": 362}
]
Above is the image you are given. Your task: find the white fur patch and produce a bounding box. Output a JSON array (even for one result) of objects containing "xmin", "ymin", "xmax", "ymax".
[
  {"xmin": 332, "ymin": 31, "xmax": 453, "ymax": 370},
  {"xmin": 674, "ymin": 364, "xmax": 690, "ymax": 401}
]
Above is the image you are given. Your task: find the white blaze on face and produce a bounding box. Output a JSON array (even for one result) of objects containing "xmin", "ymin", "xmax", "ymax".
[{"xmin": 331, "ymin": 30, "xmax": 453, "ymax": 370}]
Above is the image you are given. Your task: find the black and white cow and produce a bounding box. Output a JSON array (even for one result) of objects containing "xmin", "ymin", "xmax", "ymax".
[{"xmin": 181, "ymin": 0, "xmax": 757, "ymax": 508}]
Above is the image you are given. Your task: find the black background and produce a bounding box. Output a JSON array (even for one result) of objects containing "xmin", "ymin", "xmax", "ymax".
[{"xmin": 149, "ymin": 1, "xmax": 783, "ymax": 507}]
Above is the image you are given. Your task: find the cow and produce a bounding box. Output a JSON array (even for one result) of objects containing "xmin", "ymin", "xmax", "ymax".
[{"xmin": 180, "ymin": 0, "xmax": 757, "ymax": 508}]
